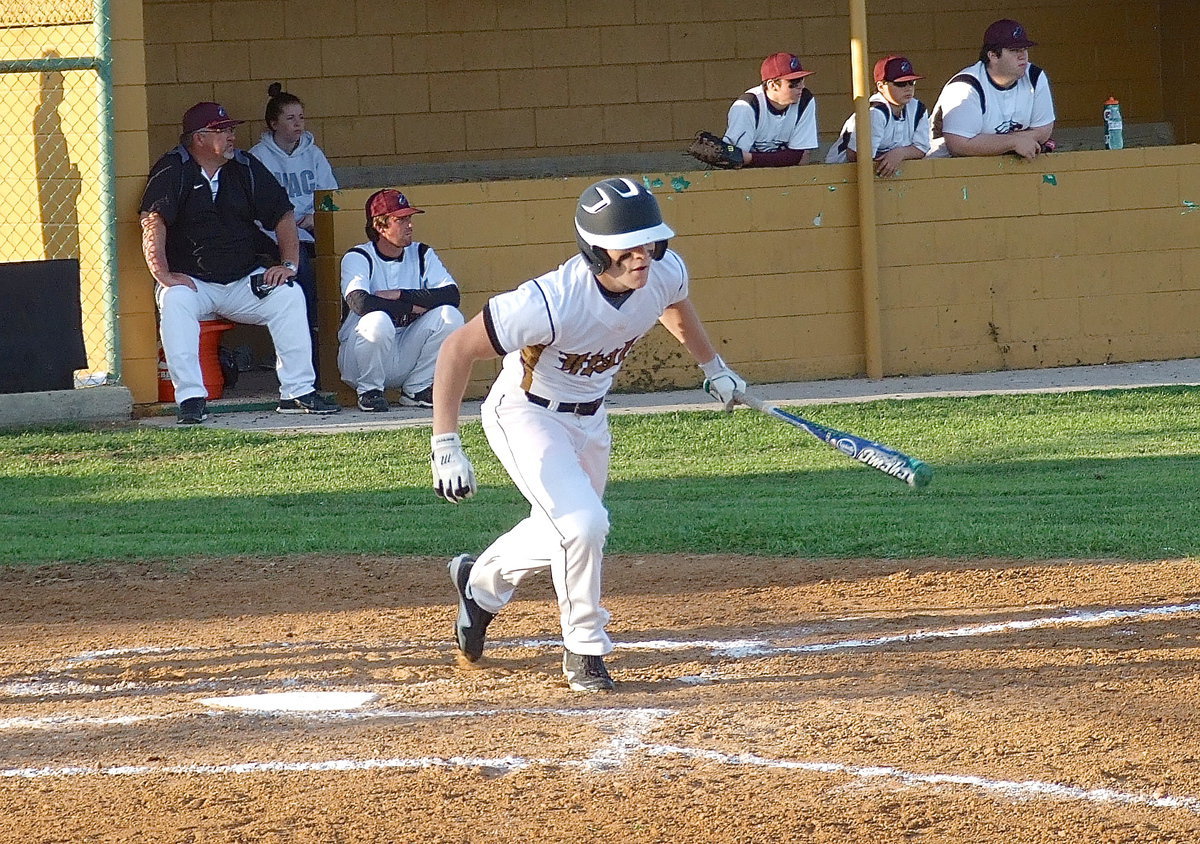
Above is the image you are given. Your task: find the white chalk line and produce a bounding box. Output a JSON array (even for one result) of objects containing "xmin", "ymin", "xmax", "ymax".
[
  {"xmin": 518, "ymin": 601, "xmax": 1200, "ymax": 658},
  {"xmin": 0, "ymin": 706, "xmax": 673, "ymax": 779},
  {"xmin": 6, "ymin": 600, "xmax": 1197, "ymax": 700},
  {"xmin": 642, "ymin": 743, "xmax": 1200, "ymax": 814},
  {"xmin": 1, "ymin": 710, "xmax": 1196, "ymax": 816}
]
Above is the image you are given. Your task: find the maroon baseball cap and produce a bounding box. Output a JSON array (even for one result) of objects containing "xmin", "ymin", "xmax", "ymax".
[
  {"xmin": 181, "ymin": 102, "xmax": 243, "ymax": 135},
  {"xmin": 874, "ymin": 55, "xmax": 923, "ymax": 84},
  {"xmin": 760, "ymin": 52, "xmax": 815, "ymax": 82},
  {"xmin": 365, "ymin": 189, "xmax": 424, "ymax": 221},
  {"xmin": 983, "ymin": 19, "xmax": 1037, "ymax": 50}
]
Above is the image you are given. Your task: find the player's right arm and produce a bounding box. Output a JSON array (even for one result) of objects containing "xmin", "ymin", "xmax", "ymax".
[
  {"xmin": 944, "ymin": 130, "xmax": 1042, "ymax": 159},
  {"xmin": 432, "ymin": 311, "xmax": 499, "ymax": 436},
  {"xmin": 138, "ymin": 212, "xmax": 195, "ymax": 290},
  {"xmin": 430, "ymin": 312, "xmax": 498, "ymax": 504}
]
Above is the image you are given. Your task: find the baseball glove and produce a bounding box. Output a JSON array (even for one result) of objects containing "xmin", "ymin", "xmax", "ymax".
[{"xmin": 687, "ymin": 131, "xmax": 745, "ymax": 169}]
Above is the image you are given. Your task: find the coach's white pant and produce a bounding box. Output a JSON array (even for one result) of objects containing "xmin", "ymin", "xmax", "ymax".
[
  {"xmin": 157, "ymin": 273, "xmax": 315, "ymax": 403},
  {"xmin": 471, "ymin": 392, "xmax": 613, "ymax": 656},
  {"xmin": 337, "ymin": 306, "xmax": 464, "ymax": 395}
]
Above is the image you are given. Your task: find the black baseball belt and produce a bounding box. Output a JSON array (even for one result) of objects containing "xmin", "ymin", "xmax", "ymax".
[{"xmin": 525, "ymin": 392, "xmax": 603, "ymax": 416}]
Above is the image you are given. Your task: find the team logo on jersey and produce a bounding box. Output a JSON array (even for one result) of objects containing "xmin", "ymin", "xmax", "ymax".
[
  {"xmin": 992, "ymin": 119, "xmax": 1026, "ymax": 134},
  {"xmin": 558, "ymin": 338, "xmax": 637, "ymax": 378}
]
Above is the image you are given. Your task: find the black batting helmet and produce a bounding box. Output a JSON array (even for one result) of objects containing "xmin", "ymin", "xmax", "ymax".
[{"xmin": 574, "ymin": 177, "xmax": 674, "ymax": 275}]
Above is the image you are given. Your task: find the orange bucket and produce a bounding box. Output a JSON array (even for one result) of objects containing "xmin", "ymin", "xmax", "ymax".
[{"xmin": 157, "ymin": 319, "xmax": 237, "ymax": 403}]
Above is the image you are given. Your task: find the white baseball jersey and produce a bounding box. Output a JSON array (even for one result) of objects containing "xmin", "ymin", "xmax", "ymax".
[
  {"xmin": 723, "ymin": 86, "xmax": 818, "ymax": 154},
  {"xmin": 484, "ymin": 250, "xmax": 689, "ymax": 404},
  {"xmin": 927, "ymin": 61, "xmax": 1055, "ymax": 157},
  {"xmin": 337, "ymin": 240, "xmax": 456, "ymax": 343},
  {"xmin": 466, "ymin": 248, "xmax": 690, "ymax": 656},
  {"xmin": 825, "ymin": 94, "xmax": 931, "ymax": 164}
]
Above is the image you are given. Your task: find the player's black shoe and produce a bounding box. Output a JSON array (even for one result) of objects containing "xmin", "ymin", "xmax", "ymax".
[
  {"xmin": 398, "ymin": 385, "xmax": 433, "ymax": 408},
  {"xmin": 562, "ymin": 650, "xmax": 614, "ymax": 693},
  {"xmin": 449, "ymin": 554, "xmax": 494, "ymax": 662},
  {"xmin": 176, "ymin": 397, "xmax": 208, "ymax": 425},
  {"xmin": 277, "ymin": 391, "xmax": 341, "ymax": 415},
  {"xmin": 357, "ymin": 389, "xmax": 388, "ymax": 412}
]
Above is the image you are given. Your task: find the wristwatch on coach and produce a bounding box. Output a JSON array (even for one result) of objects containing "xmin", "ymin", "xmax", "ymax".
[{"xmin": 282, "ymin": 260, "xmax": 298, "ymax": 277}]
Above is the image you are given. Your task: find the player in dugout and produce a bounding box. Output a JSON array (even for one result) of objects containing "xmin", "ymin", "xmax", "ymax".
[{"xmin": 428, "ymin": 178, "xmax": 746, "ymax": 693}]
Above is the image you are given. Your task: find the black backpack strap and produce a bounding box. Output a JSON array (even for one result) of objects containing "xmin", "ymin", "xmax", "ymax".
[
  {"xmin": 417, "ymin": 242, "xmax": 430, "ymax": 285},
  {"xmin": 950, "ymin": 72, "xmax": 985, "ymax": 113},
  {"xmin": 796, "ymin": 88, "xmax": 815, "ymax": 125},
  {"xmin": 738, "ymin": 92, "xmax": 760, "ymax": 125}
]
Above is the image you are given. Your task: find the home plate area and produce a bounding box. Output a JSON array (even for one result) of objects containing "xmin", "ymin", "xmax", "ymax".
[{"xmin": 0, "ymin": 554, "xmax": 1198, "ymax": 841}]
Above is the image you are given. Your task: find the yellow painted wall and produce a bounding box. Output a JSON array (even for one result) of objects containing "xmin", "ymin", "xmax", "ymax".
[
  {"xmin": 141, "ymin": 0, "xmax": 1165, "ymax": 168},
  {"xmin": 314, "ymin": 145, "xmax": 1200, "ymax": 400},
  {"xmin": 1160, "ymin": 0, "xmax": 1200, "ymax": 144}
]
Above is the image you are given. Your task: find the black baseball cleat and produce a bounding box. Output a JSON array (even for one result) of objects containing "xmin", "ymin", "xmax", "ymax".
[
  {"xmin": 357, "ymin": 389, "xmax": 389, "ymax": 412},
  {"xmin": 398, "ymin": 385, "xmax": 433, "ymax": 408},
  {"xmin": 562, "ymin": 650, "xmax": 614, "ymax": 693},
  {"xmin": 276, "ymin": 391, "xmax": 341, "ymax": 415},
  {"xmin": 449, "ymin": 554, "xmax": 494, "ymax": 662},
  {"xmin": 176, "ymin": 397, "xmax": 208, "ymax": 425}
]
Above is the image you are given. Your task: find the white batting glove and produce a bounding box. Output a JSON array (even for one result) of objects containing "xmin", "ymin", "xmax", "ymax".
[
  {"xmin": 430, "ymin": 433, "xmax": 477, "ymax": 504},
  {"xmin": 700, "ymin": 355, "xmax": 747, "ymax": 411}
]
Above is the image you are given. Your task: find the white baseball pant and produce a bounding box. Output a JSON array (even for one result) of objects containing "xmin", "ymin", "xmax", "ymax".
[
  {"xmin": 337, "ymin": 306, "xmax": 464, "ymax": 395},
  {"xmin": 469, "ymin": 391, "xmax": 613, "ymax": 656},
  {"xmin": 157, "ymin": 273, "xmax": 315, "ymax": 403}
]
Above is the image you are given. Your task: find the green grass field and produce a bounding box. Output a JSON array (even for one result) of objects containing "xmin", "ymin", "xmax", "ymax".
[{"xmin": 2, "ymin": 386, "xmax": 1199, "ymax": 564}]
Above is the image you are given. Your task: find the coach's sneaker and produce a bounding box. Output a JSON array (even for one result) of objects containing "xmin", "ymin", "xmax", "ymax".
[
  {"xmin": 357, "ymin": 389, "xmax": 389, "ymax": 412},
  {"xmin": 449, "ymin": 554, "xmax": 494, "ymax": 662},
  {"xmin": 176, "ymin": 397, "xmax": 208, "ymax": 425},
  {"xmin": 276, "ymin": 391, "xmax": 341, "ymax": 415},
  {"xmin": 562, "ymin": 650, "xmax": 614, "ymax": 693},
  {"xmin": 398, "ymin": 385, "xmax": 433, "ymax": 408}
]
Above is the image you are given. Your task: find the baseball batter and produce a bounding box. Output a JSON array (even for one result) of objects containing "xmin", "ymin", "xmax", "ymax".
[
  {"xmin": 928, "ymin": 19, "xmax": 1055, "ymax": 159},
  {"xmin": 429, "ymin": 178, "xmax": 745, "ymax": 692}
]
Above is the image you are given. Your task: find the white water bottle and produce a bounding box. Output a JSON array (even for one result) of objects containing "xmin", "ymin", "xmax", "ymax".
[{"xmin": 1104, "ymin": 97, "xmax": 1124, "ymax": 150}]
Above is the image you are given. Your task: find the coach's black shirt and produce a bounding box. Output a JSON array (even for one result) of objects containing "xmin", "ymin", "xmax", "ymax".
[{"xmin": 139, "ymin": 146, "xmax": 292, "ymax": 284}]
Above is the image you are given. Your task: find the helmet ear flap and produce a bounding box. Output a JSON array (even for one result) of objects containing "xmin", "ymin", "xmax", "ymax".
[{"xmin": 576, "ymin": 232, "xmax": 611, "ymax": 276}]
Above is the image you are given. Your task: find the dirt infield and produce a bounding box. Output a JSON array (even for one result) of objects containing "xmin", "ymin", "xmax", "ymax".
[{"xmin": 1, "ymin": 554, "xmax": 1198, "ymax": 843}]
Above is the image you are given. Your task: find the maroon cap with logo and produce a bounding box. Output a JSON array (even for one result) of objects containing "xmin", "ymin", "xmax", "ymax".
[
  {"xmin": 365, "ymin": 189, "xmax": 424, "ymax": 221},
  {"xmin": 181, "ymin": 102, "xmax": 244, "ymax": 135},
  {"xmin": 760, "ymin": 52, "xmax": 815, "ymax": 82},
  {"xmin": 982, "ymin": 19, "xmax": 1037, "ymax": 50},
  {"xmin": 873, "ymin": 55, "xmax": 924, "ymax": 84}
]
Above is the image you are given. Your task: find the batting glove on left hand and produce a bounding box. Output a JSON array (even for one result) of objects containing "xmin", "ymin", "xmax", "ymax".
[
  {"xmin": 700, "ymin": 355, "xmax": 747, "ymax": 411},
  {"xmin": 431, "ymin": 432, "xmax": 477, "ymax": 503}
]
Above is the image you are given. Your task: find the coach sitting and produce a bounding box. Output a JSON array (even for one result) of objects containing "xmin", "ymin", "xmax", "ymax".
[{"xmin": 140, "ymin": 101, "xmax": 339, "ymax": 424}]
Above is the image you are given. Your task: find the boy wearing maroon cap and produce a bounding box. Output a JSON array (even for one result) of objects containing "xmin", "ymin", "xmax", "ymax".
[
  {"xmin": 139, "ymin": 101, "xmax": 339, "ymax": 423},
  {"xmin": 928, "ymin": 19, "xmax": 1055, "ymax": 159},
  {"xmin": 722, "ymin": 52, "xmax": 819, "ymax": 167},
  {"xmin": 336, "ymin": 189, "xmax": 464, "ymax": 411},
  {"xmin": 825, "ymin": 55, "xmax": 931, "ymax": 176}
]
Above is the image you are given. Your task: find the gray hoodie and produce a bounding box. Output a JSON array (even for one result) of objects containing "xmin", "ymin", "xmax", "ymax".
[{"xmin": 249, "ymin": 131, "xmax": 338, "ymax": 243}]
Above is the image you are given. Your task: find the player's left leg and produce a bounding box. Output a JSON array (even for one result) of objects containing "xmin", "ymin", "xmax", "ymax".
[
  {"xmin": 221, "ymin": 274, "xmax": 316, "ymax": 400},
  {"xmin": 390, "ymin": 305, "xmax": 465, "ymax": 401},
  {"xmin": 472, "ymin": 396, "xmax": 614, "ymax": 656}
]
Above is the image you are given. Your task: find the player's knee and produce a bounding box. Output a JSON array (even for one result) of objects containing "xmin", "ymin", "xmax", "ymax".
[
  {"xmin": 558, "ymin": 507, "xmax": 610, "ymax": 552},
  {"xmin": 356, "ymin": 310, "xmax": 394, "ymax": 342},
  {"xmin": 159, "ymin": 284, "xmax": 200, "ymax": 316}
]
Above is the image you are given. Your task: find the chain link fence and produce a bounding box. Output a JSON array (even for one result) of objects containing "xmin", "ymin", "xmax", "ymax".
[{"xmin": 0, "ymin": 0, "xmax": 117, "ymax": 387}]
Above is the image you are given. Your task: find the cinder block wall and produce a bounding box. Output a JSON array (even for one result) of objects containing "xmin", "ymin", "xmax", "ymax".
[
  {"xmin": 315, "ymin": 146, "xmax": 1200, "ymax": 399},
  {"xmin": 141, "ymin": 0, "xmax": 1165, "ymax": 168},
  {"xmin": 1160, "ymin": 0, "xmax": 1200, "ymax": 144}
]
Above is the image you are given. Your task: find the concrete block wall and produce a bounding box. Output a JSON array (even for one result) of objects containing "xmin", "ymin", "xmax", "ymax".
[
  {"xmin": 315, "ymin": 146, "xmax": 1200, "ymax": 399},
  {"xmin": 141, "ymin": 0, "xmax": 1165, "ymax": 168}
]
